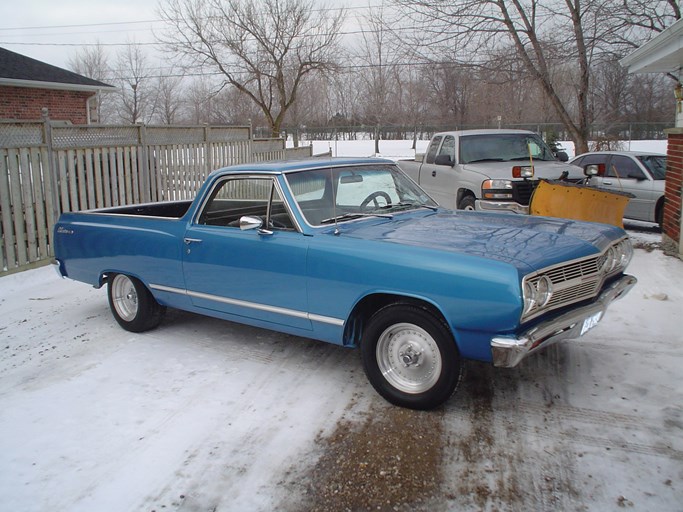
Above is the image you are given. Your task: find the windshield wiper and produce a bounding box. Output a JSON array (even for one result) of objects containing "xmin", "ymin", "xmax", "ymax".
[
  {"xmin": 466, "ymin": 158, "xmax": 504, "ymax": 163},
  {"xmin": 507, "ymin": 156, "xmax": 553, "ymax": 162},
  {"xmin": 320, "ymin": 212, "xmax": 393, "ymax": 224}
]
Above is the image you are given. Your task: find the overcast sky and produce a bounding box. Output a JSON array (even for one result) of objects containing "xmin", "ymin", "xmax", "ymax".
[
  {"xmin": 0, "ymin": 0, "xmax": 374, "ymax": 72},
  {"xmin": 0, "ymin": 0, "xmax": 162, "ymax": 68}
]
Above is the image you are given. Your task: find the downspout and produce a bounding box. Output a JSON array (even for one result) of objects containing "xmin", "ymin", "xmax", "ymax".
[{"xmin": 86, "ymin": 91, "xmax": 99, "ymax": 124}]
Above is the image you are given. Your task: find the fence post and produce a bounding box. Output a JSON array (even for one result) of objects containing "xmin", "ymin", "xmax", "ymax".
[
  {"xmin": 247, "ymin": 120, "xmax": 253, "ymax": 163},
  {"xmin": 41, "ymin": 110, "xmax": 60, "ymax": 234},
  {"xmin": 138, "ymin": 124, "xmax": 151, "ymax": 203},
  {"xmin": 204, "ymin": 125, "xmax": 212, "ymax": 174}
]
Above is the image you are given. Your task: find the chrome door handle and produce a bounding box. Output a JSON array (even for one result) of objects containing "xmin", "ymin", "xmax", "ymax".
[
  {"xmin": 602, "ymin": 180, "xmax": 613, "ymax": 185},
  {"xmin": 184, "ymin": 238, "xmax": 203, "ymax": 245}
]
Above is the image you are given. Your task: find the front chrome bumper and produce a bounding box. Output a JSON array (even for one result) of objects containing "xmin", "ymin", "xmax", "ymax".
[
  {"xmin": 491, "ymin": 274, "xmax": 637, "ymax": 368},
  {"xmin": 476, "ymin": 200, "xmax": 529, "ymax": 215}
]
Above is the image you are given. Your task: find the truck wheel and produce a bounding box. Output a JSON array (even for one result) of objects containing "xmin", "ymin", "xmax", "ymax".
[
  {"xmin": 361, "ymin": 304, "xmax": 463, "ymax": 410},
  {"xmin": 458, "ymin": 195, "xmax": 476, "ymax": 211},
  {"xmin": 656, "ymin": 201, "xmax": 664, "ymax": 230},
  {"xmin": 107, "ymin": 274, "xmax": 166, "ymax": 332}
]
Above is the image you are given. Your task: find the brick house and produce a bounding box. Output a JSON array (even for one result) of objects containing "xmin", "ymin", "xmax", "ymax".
[
  {"xmin": 622, "ymin": 20, "xmax": 683, "ymax": 258},
  {"xmin": 0, "ymin": 47, "xmax": 114, "ymax": 124}
]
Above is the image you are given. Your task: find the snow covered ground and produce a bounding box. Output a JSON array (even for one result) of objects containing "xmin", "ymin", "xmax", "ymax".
[
  {"xmin": 297, "ymin": 138, "xmax": 668, "ymax": 160},
  {"xmin": 1, "ymin": 141, "xmax": 681, "ymax": 511}
]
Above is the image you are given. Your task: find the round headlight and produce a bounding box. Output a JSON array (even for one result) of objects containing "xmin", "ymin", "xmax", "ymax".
[
  {"xmin": 604, "ymin": 246, "xmax": 618, "ymax": 273},
  {"xmin": 523, "ymin": 280, "xmax": 537, "ymax": 314},
  {"xmin": 619, "ymin": 239, "xmax": 633, "ymax": 269},
  {"xmin": 536, "ymin": 276, "xmax": 553, "ymax": 308}
]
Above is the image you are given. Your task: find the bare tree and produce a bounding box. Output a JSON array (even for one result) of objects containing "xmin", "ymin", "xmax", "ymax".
[
  {"xmin": 329, "ymin": 71, "xmax": 365, "ymax": 132},
  {"xmin": 115, "ymin": 42, "xmax": 153, "ymax": 124},
  {"xmin": 151, "ymin": 74, "xmax": 185, "ymax": 124},
  {"xmin": 68, "ymin": 42, "xmax": 114, "ymax": 123},
  {"xmin": 185, "ymin": 78, "xmax": 215, "ymax": 124},
  {"xmin": 354, "ymin": 5, "xmax": 404, "ymax": 153},
  {"xmin": 158, "ymin": 0, "xmax": 345, "ymax": 137},
  {"xmin": 391, "ymin": 0, "xmax": 679, "ymax": 154},
  {"xmin": 395, "ymin": 66, "xmax": 431, "ymax": 147},
  {"xmin": 423, "ymin": 61, "xmax": 476, "ymax": 127}
]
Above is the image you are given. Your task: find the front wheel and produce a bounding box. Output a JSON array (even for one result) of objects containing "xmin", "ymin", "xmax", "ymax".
[
  {"xmin": 361, "ymin": 304, "xmax": 463, "ymax": 410},
  {"xmin": 458, "ymin": 195, "xmax": 476, "ymax": 211},
  {"xmin": 107, "ymin": 274, "xmax": 166, "ymax": 332}
]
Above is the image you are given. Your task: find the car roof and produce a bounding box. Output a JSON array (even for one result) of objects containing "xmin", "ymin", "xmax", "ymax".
[
  {"xmin": 211, "ymin": 157, "xmax": 396, "ymax": 176},
  {"xmin": 435, "ymin": 129, "xmax": 537, "ymax": 137},
  {"xmin": 572, "ymin": 150, "xmax": 666, "ymax": 159}
]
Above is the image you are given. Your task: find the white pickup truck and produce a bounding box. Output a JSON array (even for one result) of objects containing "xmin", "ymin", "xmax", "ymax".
[{"xmin": 398, "ymin": 129, "xmax": 584, "ymax": 213}]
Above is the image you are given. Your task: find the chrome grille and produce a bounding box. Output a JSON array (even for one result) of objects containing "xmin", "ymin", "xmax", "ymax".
[
  {"xmin": 546, "ymin": 279, "xmax": 601, "ymax": 308},
  {"xmin": 545, "ymin": 257, "xmax": 602, "ymax": 283},
  {"xmin": 511, "ymin": 181, "xmax": 538, "ymax": 205}
]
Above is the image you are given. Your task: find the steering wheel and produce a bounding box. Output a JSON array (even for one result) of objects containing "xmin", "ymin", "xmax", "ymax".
[{"xmin": 360, "ymin": 191, "xmax": 392, "ymax": 211}]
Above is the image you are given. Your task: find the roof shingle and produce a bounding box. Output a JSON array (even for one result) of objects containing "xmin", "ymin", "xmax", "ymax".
[{"xmin": 0, "ymin": 47, "xmax": 114, "ymax": 89}]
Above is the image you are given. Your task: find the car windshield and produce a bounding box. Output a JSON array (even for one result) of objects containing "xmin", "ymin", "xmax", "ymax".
[
  {"xmin": 284, "ymin": 164, "xmax": 437, "ymax": 226},
  {"xmin": 460, "ymin": 133, "xmax": 556, "ymax": 164},
  {"xmin": 637, "ymin": 155, "xmax": 666, "ymax": 180}
]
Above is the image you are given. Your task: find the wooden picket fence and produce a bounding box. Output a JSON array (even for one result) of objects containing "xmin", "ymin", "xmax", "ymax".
[{"xmin": 0, "ymin": 121, "xmax": 313, "ymax": 275}]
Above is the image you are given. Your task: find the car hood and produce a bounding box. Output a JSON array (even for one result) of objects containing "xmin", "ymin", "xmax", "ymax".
[
  {"xmin": 462, "ymin": 160, "xmax": 583, "ymax": 180},
  {"xmin": 335, "ymin": 210, "xmax": 625, "ymax": 274}
]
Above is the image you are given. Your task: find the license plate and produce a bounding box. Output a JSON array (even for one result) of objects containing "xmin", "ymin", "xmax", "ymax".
[{"xmin": 580, "ymin": 312, "xmax": 603, "ymax": 336}]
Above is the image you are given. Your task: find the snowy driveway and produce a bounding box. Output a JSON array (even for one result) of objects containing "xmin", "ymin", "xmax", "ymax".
[{"xmin": 1, "ymin": 229, "xmax": 682, "ymax": 511}]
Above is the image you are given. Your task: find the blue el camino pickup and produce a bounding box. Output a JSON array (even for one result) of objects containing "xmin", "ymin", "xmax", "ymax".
[{"xmin": 53, "ymin": 157, "xmax": 636, "ymax": 409}]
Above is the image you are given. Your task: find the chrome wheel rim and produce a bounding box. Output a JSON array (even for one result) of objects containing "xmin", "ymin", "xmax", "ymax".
[
  {"xmin": 376, "ymin": 323, "xmax": 442, "ymax": 394},
  {"xmin": 111, "ymin": 275, "xmax": 138, "ymax": 322}
]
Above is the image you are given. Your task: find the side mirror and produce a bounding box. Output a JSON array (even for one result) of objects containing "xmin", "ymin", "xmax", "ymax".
[
  {"xmin": 555, "ymin": 151, "xmax": 568, "ymax": 162},
  {"xmin": 434, "ymin": 154, "xmax": 454, "ymax": 166},
  {"xmin": 583, "ymin": 164, "xmax": 600, "ymax": 178},
  {"xmin": 584, "ymin": 163, "xmax": 604, "ymax": 177},
  {"xmin": 239, "ymin": 216, "xmax": 263, "ymax": 231}
]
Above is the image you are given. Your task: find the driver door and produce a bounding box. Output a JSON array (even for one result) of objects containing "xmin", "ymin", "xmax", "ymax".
[
  {"xmin": 182, "ymin": 175, "xmax": 311, "ymax": 330},
  {"xmin": 419, "ymin": 135, "xmax": 459, "ymax": 208}
]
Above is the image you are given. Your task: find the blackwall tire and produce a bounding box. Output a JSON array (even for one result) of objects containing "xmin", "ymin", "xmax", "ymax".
[
  {"xmin": 107, "ymin": 274, "xmax": 166, "ymax": 333},
  {"xmin": 361, "ymin": 303, "xmax": 463, "ymax": 410},
  {"xmin": 458, "ymin": 195, "xmax": 476, "ymax": 211}
]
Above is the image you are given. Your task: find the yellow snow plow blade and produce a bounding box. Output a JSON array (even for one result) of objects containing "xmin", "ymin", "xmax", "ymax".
[{"xmin": 530, "ymin": 180, "xmax": 631, "ymax": 228}]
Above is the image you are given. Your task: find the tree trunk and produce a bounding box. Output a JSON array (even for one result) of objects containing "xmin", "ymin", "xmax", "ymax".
[{"xmin": 374, "ymin": 125, "xmax": 380, "ymax": 154}]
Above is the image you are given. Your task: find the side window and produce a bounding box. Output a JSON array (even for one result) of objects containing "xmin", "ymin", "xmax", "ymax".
[
  {"xmin": 437, "ymin": 136, "xmax": 455, "ymax": 163},
  {"xmin": 527, "ymin": 140, "xmax": 542, "ymax": 158},
  {"xmin": 199, "ymin": 177, "xmax": 295, "ymax": 230},
  {"xmin": 572, "ymin": 156, "xmax": 584, "ymax": 167},
  {"xmin": 425, "ymin": 136, "xmax": 443, "ymax": 164},
  {"xmin": 609, "ymin": 155, "xmax": 646, "ymax": 180}
]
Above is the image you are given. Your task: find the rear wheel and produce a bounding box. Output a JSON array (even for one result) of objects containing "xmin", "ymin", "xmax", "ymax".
[
  {"xmin": 361, "ymin": 304, "xmax": 463, "ymax": 410},
  {"xmin": 107, "ymin": 274, "xmax": 166, "ymax": 332}
]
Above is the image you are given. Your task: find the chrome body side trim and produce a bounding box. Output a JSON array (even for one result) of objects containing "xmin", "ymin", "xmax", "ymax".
[{"xmin": 149, "ymin": 283, "xmax": 345, "ymax": 327}]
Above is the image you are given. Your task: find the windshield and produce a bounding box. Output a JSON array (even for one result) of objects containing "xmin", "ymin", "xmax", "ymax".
[
  {"xmin": 459, "ymin": 133, "xmax": 556, "ymax": 164},
  {"xmin": 284, "ymin": 164, "xmax": 437, "ymax": 226},
  {"xmin": 637, "ymin": 155, "xmax": 666, "ymax": 180}
]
